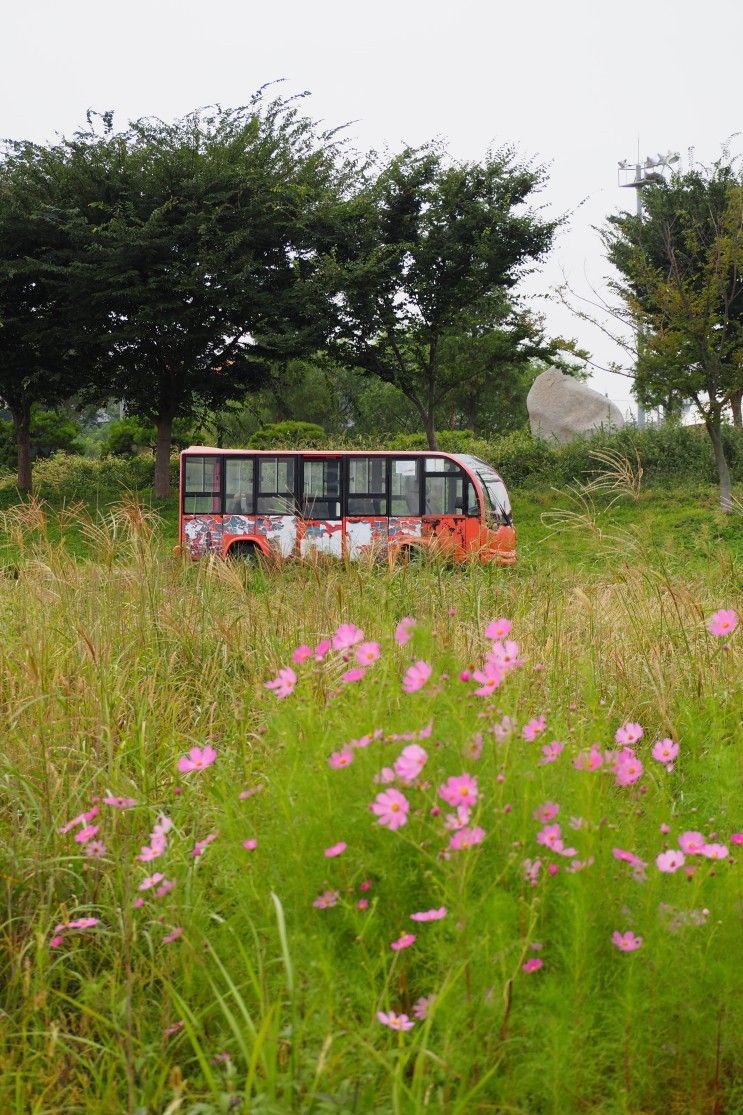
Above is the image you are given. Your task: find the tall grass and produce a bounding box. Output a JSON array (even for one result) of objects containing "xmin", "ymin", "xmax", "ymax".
[{"xmin": 0, "ymin": 500, "xmax": 741, "ymax": 1114}]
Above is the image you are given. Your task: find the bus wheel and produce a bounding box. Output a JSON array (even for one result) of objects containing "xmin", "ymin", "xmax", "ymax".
[
  {"xmin": 398, "ymin": 545, "xmax": 422, "ymax": 566},
  {"xmin": 228, "ymin": 541, "xmax": 264, "ymax": 564}
]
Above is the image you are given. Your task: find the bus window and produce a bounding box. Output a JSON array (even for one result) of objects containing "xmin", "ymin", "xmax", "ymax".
[
  {"xmin": 225, "ymin": 458, "xmax": 255, "ymax": 513},
  {"xmin": 303, "ymin": 458, "xmax": 341, "ymax": 519},
  {"xmin": 424, "ymin": 472, "xmax": 465, "ymax": 515},
  {"xmin": 347, "ymin": 457, "xmax": 387, "ymax": 516},
  {"xmin": 390, "ymin": 459, "xmax": 420, "ymax": 516},
  {"xmin": 184, "ymin": 456, "xmax": 221, "ymax": 513},
  {"xmin": 257, "ymin": 457, "xmax": 297, "ymax": 514}
]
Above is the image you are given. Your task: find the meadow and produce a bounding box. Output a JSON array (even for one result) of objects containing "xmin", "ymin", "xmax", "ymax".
[{"xmin": 0, "ymin": 474, "xmax": 742, "ymax": 1115}]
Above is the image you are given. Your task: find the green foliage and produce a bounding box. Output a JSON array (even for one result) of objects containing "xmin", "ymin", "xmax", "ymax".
[
  {"xmin": 26, "ymin": 451, "xmax": 179, "ymax": 500},
  {"xmin": 0, "ymin": 409, "xmax": 82, "ymax": 469},
  {"xmin": 100, "ymin": 416, "xmax": 155, "ymax": 456},
  {"xmin": 248, "ymin": 420, "xmax": 328, "ymax": 448},
  {"xmin": 387, "ymin": 428, "xmax": 492, "ymax": 456}
]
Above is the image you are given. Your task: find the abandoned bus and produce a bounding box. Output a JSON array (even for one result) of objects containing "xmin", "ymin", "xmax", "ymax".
[{"xmin": 179, "ymin": 448, "xmax": 516, "ymax": 564}]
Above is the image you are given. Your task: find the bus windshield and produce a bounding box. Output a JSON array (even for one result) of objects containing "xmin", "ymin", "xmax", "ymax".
[{"xmin": 454, "ymin": 455, "xmax": 512, "ymax": 525}]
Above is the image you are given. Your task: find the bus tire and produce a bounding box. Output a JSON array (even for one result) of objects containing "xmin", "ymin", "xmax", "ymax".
[{"xmin": 228, "ymin": 541, "xmax": 264, "ymax": 564}]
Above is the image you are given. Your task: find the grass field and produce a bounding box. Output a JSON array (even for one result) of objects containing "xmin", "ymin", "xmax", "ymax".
[{"xmin": 0, "ymin": 479, "xmax": 742, "ymax": 1114}]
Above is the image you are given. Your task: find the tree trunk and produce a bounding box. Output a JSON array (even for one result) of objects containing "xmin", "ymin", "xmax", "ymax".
[
  {"xmin": 13, "ymin": 404, "xmax": 33, "ymax": 492},
  {"xmin": 705, "ymin": 412, "xmax": 733, "ymax": 512},
  {"xmin": 423, "ymin": 409, "xmax": 439, "ymax": 451},
  {"xmin": 730, "ymin": 388, "xmax": 743, "ymax": 428},
  {"xmin": 154, "ymin": 412, "xmax": 174, "ymax": 499}
]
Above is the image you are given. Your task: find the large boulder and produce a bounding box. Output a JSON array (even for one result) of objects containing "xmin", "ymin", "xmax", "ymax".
[{"xmin": 527, "ymin": 368, "xmax": 624, "ymax": 444}]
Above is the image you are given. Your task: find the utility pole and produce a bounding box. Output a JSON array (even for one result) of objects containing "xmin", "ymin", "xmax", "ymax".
[{"xmin": 617, "ymin": 151, "xmax": 680, "ymax": 428}]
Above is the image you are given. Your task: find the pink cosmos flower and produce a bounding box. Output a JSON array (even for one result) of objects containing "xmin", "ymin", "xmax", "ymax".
[
  {"xmin": 324, "ymin": 842, "xmax": 347, "ymax": 858},
  {"xmin": 138, "ymin": 840, "xmax": 165, "ymax": 863},
  {"xmin": 239, "ymin": 784, "xmax": 264, "ymax": 800},
  {"xmin": 314, "ymin": 639, "xmax": 331, "ymax": 660},
  {"xmin": 370, "ymin": 788, "xmax": 410, "ymax": 830},
  {"xmin": 357, "ymin": 899, "xmax": 369, "ymax": 910},
  {"xmin": 374, "ymin": 766, "xmax": 396, "ymax": 785},
  {"xmin": 448, "ymin": 825, "xmax": 486, "ymax": 851},
  {"xmin": 522, "ymin": 958, "xmax": 543, "ymax": 973},
  {"xmin": 410, "ymin": 907, "xmax": 447, "ymax": 922},
  {"xmin": 439, "ymin": 773, "xmax": 478, "ymax": 807},
  {"xmin": 534, "ymin": 801, "xmax": 560, "ymax": 824},
  {"xmin": 153, "ymin": 815, "xmax": 172, "ymax": 837},
  {"xmin": 493, "ymin": 715, "xmax": 516, "ymax": 741},
  {"xmin": 651, "ymin": 739, "xmax": 679, "ymax": 767},
  {"xmin": 85, "ymin": 841, "xmax": 107, "ymax": 859},
  {"xmin": 615, "ymin": 722, "xmax": 644, "ymax": 747},
  {"xmin": 155, "ymin": 879, "xmax": 176, "ymax": 898},
  {"xmin": 164, "ymin": 1020, "xmax": 185, "ymax": 1037},
  {"xmin": 394, "ymin": 744, "xmax": 428, "ymax": 783},
  {"xmin": 612, "ymin": 848, "xmax": 647, "ymax": 869},
  {"xmin": 471, "ymin": 662, "xmax": 503, "ymax": 697},
  {"xmin": 292, "ymin": 644, "xmax": 313, "ymax": 664},
  {"xmin": 730, "ymin": 833, "xmax": 743, "ymax": 845},
  {"xmin": 522, "ymin": 716, "xmax": 546, "ymax": 741},
  {"xmin": 612, "ymin": 931, "xmax": 643, "ymax": 952},
  {"xmin": 359, "ymin": 879, "xmax": 373, "ymax": 891},
  {"xmin": 342, "ymin": 667, "xmax": 366, "ymax": 684},
  {"xmin": 487, "ymin": 640, "xmax": 524, "ymax": 672},
  {"xmin": 58, "ymin": 805, "xmax": 99, "ymax": 834},
  {"xmin": 484, "ymin": 617, "xmax": 512, "ymax": 640},
  {"xmin": 390, "ymin": 933, "xmax": 416, "ymax": 951},
  {"xmin": 701, "ymin": 843, "xmax": 729, "ymax": 860},
  {"xmin": 356, "ymin": 641, "xmax": 381, "ymax": 666},
  {"xmin": 615, "ymin": 750, "xmax": 643, "ymax": 786},
  {"xmin": 74, "ymin": 825, "xmax": 99, "ymax": 844},
  {"xmin": 177, "ymin": 745, "xmax": 217, "ymax": 773},
  {"xmin": 332, "ymin": 623, "xmax": 364, "ymax": 651},
  {"xmin": 328, "ymin": 747, "xmax": 354, "ymax": 769},
  {"xmin": 536, "ymin": 824, "xmax": 563, "ymax": 851},
  {"xmin": 467, "ymin": 734, "xmax": 484, "ymax": 760},
  {"xmin": 444, "ymin": 805, "xmax": 472, "ymax": 831},
  {"xmin": 395, "ymin": 617, "xmax": 416, "ymax": 646},
  {"xmin": 264, "ymin": 667, "xmax": 297, "ymax": 699},
  {"xmin": 656, "ymin": 849, "xmax": 686, "ymax": 873},
  {"xmin": 403, "ymin": 660, "xmax": 432, "ymax": 693},
  {"xmin": 523, "ymin": 858, "xmax": 542, "ymax": 886},
  {"xmin": 133, "ymin": 897, "xmax": 145, "ymax": 909},
  {"xmin": 139, "ymin": 873, "xmax": 165, "ymax": 891},
  {"xmin": 242, "ymin": 839, "xmax": 257, "ymax": 851},
  {"xmin": 678, "ymin": 831, "xmax": 706, "ymax": 855},
  {"xmin": 49, "ymin": 935, "xmax": 64, "ymax": 949},
  {"xmin": 707, "ymin": 608, "xmax": 738, "ymax": 637},
  {"xmin": 573, "ymin": 747, "xmax": 603, "ymax": 771},
  {"xmin": 191, "ymin": 832, "xmax": 218, "ymax": 858},
  {"xmin": 102, "ymin": 796, "xmax": 137, "ymax": 809},
  {"xmin": 459, "ymin": 670, "xmax": 471, "ymax": 682},
  {"xmin": 313, "ymin": 890, "xmax": 340, "ymax": 909},
  {"xmin": 378, "ymin": 1011, "xmax": 415, "ymax": 1031},
  {"xmin": 413, "ymin": 996, "xmax": 433, "ymax": 1020},
  {"xmin": 539, "ymin": 740, "xmax": 564, "ymax": 764},
  {"xmin": 163, "ymin": 927, "xmax": 183, "ymax": 944},
  {"xmin": 54, "ymin": 917, "xmax": 99, "ymax": 933},
  {"xmin": 565, "ymin": 857, "xmax": 594, "ymax": 873}
]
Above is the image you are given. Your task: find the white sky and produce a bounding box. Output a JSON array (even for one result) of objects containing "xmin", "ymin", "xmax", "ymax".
[{"xmin": 4, "ymin": 0, "xmax": 743, "ymax": 418}]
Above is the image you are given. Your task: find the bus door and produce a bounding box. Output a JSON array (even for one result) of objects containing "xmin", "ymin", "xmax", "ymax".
[
  {"xmin": 255, "ymin": 456, "xmax": 299, "ymax": 557},
  {"xmin": 345, "ymin": 456, "xmax": 389, "ymax": 559},
  {"xmin": 299, "ymin": 457, "xmax": 344, "ymax": 558},
  {"xmin": 421, "ymin": 457, "xmax": 469, "ymax": 556}
]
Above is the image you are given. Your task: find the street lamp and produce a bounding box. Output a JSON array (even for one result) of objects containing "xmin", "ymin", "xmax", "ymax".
[{"xmin": 617, "ymin": 151, "xmax": 681, "ymax": 428}]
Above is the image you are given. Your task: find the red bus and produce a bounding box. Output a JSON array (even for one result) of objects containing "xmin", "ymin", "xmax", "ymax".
[{"xmin": 178, "ymin": 448, "xmax": 516, "ymax": 564}]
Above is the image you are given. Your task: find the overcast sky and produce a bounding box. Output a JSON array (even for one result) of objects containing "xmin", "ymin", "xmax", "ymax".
[{"xmin": 4, "ymin": 0, "xmax": 743, "ymax": 416}]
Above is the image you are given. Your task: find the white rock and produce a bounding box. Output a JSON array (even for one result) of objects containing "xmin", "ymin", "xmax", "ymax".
[{"xmin": 527, "ymin": 368, "xmax": 624, "ymax": 444}]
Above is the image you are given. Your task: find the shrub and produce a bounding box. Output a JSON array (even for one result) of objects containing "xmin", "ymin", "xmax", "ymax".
[
  {"xmin": 101, "ymin": 417, "xmax": 155, "ymax": 457},
  {"xmin": 0, "ymin": 410, "xmax": 83, "ymax": 470},
  {"xmin": 27, "ymin": 452, "xmax": 179, "ymax": 500},
  {"xmin": 248, "ymin": 420, "xmax": 328, "ymax": 449}
]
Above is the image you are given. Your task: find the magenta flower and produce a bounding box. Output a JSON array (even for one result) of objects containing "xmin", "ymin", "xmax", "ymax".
[
  {"xmin": 324, "ymin": 842, "xmax": 347, "ymax": 858},
  {"xmin": 707, "ymin": 608, "xmax": 738, "ymax": 636},
  {"xmin": 472, "ymin": 662, "xmax": 503, "ymax": 696},
  {"xmin": 49, "ymin": 935, "xmax": 64, "ymax": 949},
  {"xmin": 538, "ymin": 740, "xmax": 564, "ymax": 764},
  {"xmin": 448, "ymin": 825, "xmax": 486, "ymax": 851},
  {"xmin": 612, "ymin": 931, "xmax": 643, "ymax": 952},
  {"xmin": 438, "ymin": 773, "xmax": 478, "ymax": 808},
  {"xmin": 393, "ymin": 744, "xmax": 428, "ymax": 784},
  {"xmin": 74, "ymin": 825, "xmax": 99, "ymax": 844},
  {"xmin": 615, "ymin": 722, "xmax": 644, "ymax": 746},
  {"xmin": 239, "ymin": 784, "xmax": 264, "ymax": 800},
  {"xmin": 522, "ymin": 958, "xmax": 543, "ymax": 973},
  {"xmin": 444, "ymin": 805, "xmax": 472, "ymax": 831},
  {"xmin": 332, "ymin": 623, "xmax": 364, "ymax": 651},
  {"xmin": 314, "ymin": 639, "xmax": 331, "ymax": 660},
  {"xmin": 484, "ymin": 617, "xmax": 512, "ymax": 640},
  {"xmin": 523, "ymin": 858, "xmax": 542, "ymax": 886},
  {"xmin": 536, "ymin": 823, "xmax": 563, "ymax": 851},
  {"xmin": 356, "ymin": 641, "xmax": 381, "ymax": 666},
  {"xmin": 242, "ymin": 838, "xmax": 257, "ymax": 851},
  {"xmin": 374, "ymin": 766, "xmax": 396, "ymax": 785},
  {"xmin": 58, "ymin": 805, "xmax": 99, "ymax": 834},
  {"xmin": 85, "ymin": 841, "xmax": 107, "ymax": 858},
  {"xmin": 701, "ymin": 842, "xmax": 729, "ymax": 860},
  {"xmin": 328, "ymin": 747, "xmax": 354, "ymax": 769},
  {"xmin": 177, "ymin": 745, "xmax": 217, "ymax": 773},
  {"xmin": 522, "ymin": 716, "xmax": 546, "ymax": 741},
  {"xmin": 163, "ymin": 927, "xmax": 183, "ymax": 944},
  {"xmin": 533, "ymin": 801, "xmax": 560, "ymax": 824},
  {"xmin": 656, "ymin": 849, "xmax": 685, "ymax": 873},
  {"xmin": 138, "ymin": 839, "xmax": 165, "ymax": 863},
  {"xmin": 487, "ymin": 639, "xmax": 524, "ymax": 672},
  {"xmin": 370, "ymin": 788, "xmax": 410, "ymax": 830},
  {"xmin": 155, "ymin": 879, "xmax": 176, "ymax": 898},
  {"xmin": 313, "ymin": 890, "xmax": 340, "ymax": 909},
  {"xmin": 292, "ymin": 644, "xmax": 313, "ymax": 664},
  {"xmin": 678, "ymin": 831, "xmax": 706, "ymax": 855},
  {"xmin": 412, "ymin": 995, "xmax": 434, "ymax": 1020},
  {"xmin": 378, "ymin": 1010, "xmax": 415, "ymax": 1031},
  {"xmin": 612, "ymin": 848, "xmax": 647, "ymax": 869},
  {"xmin": 54, "ymin": 917, "xmax": 99, "ymax": 933},
  {"xmin": 402, "ymin": 660, "xmax": 432, "ymax": 693},
  {"xmin": 390, "ymin": 933, "xmax": 416, "ymax": 951},
  {"xmin": 615, "ymin": 749, "xmax": 643, "ymax": 786},
  {"xmin": 342, "ymin": 667, "xmax": 366, "ymax": 684},
  {"xmin": 191, "ymin": 832, "xmax": 218, "ymax": 858},
  {"xmin": 410, "ymin": 907, "xmax": 447, "ymax": 922},
  {"xmin": 730, "ymin": 833, "xmax": 743, "ymax": 845},
  {"xmin": 357, "ymin": 898, "xmax": 369, "ymax": 909},
  {"xmin": 573, "ymin": 747, "xmax": 603, "ymax": 771},
  {"xmin": 102, "ymin": 795, "xmax": 137, "ymax": 809},
  {"xmin": 264, "ymin": 667, "xmax": 297, "ymax": 699},
  {"xmin": 394, "ymin": 617, "xmax": 416, "ymax": 646},
  {"xmin": 139, "ymin": 872, "xmax": 165, "ymax": 891}
]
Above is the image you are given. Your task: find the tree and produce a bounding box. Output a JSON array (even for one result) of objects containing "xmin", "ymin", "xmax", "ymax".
[
  {"xmin": 323, "ymin": 146, "xmax": 558, "ymax": 448},
  {"xmin": 63, "ymin": 94, "xmax": 351, "ymax": 496},
  {"xmin": 604, "ymin": 164, "xmax": 743, "ymax": 510}
]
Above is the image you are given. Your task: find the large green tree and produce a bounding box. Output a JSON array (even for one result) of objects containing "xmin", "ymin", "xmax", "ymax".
[
  {"xmin": 604, "ymin": 164, "xmax": 743, "ymax": 510},
  {"xmin": 323, "ymin": 145, "xmax": 559, "ymax": 448},
  {"xmin": 63, "ymin": 95, "xmax": 350, "ymax": 496}
]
